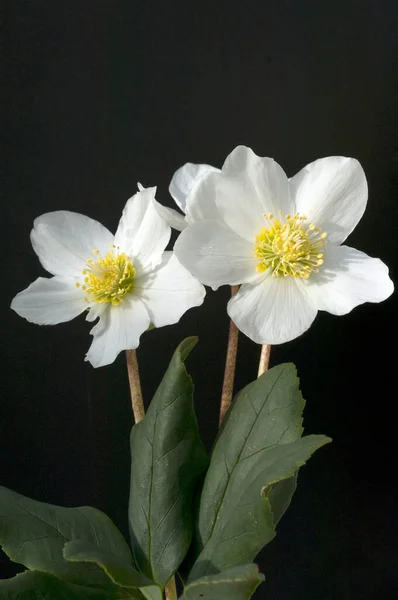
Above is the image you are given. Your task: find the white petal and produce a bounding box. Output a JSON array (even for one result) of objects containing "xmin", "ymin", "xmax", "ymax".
[
  {"xmin": 198, "ymin": 147, "xmax": 292, "ymax": 242},
  {"xmin": 153, "ymin": 200, "xmax": 187, "ymax": 231},
  {"xmin": 185, "ymin": 170, "xmax": 265, "ymax": 241},
  {"xmin": 136, "ymin": 252, "xmax": 205, "ymax": 327},
  {"xmin": 289, "ymin": 156, "xmax": 368, "ymax": 244},
  {"xmin": 11, "ymin": 276, "xmax": 86, "ymax": 325},
  {"xmin": 85, "ymin": 299, "xmax": 150, "ymax": 367},
  {"xmin": 219, "ymin": 146, "xmax": 293, "ymax": 234},
  {"xmin": 174, "ymin": 220, "xmax": 257, "ymax": 290},
  {"xmin": 228, "ymin": 275, "xmax": 318, "ymax": 344},
  {"xmin": 184, "ymin": 171, "xmax": 224, "ymax": 225},
  {"xmin": 114, "ymin": 187, "xmax": 171, "ymax": 275},
  {"xmin": 31, "ymin": 211, "xmax": 114, "ymax": 277},
  {"xmin": 85, "ymin": 303, "xmax": 107, "ymax": 323},
  {"xmin": 302, "ymin": 244, "xmax": 394, "ymax": 315},
  {"xmin": 169, "ymin": 162, "xmax": 220, "ymax": 212}
]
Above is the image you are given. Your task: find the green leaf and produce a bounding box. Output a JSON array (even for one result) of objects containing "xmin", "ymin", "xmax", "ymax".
[
  {"xmin": 0, "ymin": 570, "xmax": 144, "ymax": 599},
  {"xmin": 180, "ymin": 564, "xmax": 264, "ymax": 599},
  {"xmin": 188, "ymin": 364, "xmax": 331, "ymax": 581},
  {"xmin": 266, "ymin": 473, "xmax": 298, "ymax": 525},
  {"xmin": 64, "ymin": 541, "xmax": 163, "ymax": 600},
  {"xmin": 0, "ymin": 486, "xmax": 133, "ymax": 586},
  {"xmin": 129, "ymin": 338, "xmax": 208, "ymax": 588}
]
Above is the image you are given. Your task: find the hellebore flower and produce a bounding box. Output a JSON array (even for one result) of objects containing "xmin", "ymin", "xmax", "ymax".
[
  {"xmin": 11, "ymin": 186, "xmax": 205, "ymax": 367},
  {"xmin": 173, "ymin": 145, "xmax": 393, "ymax": 344}
]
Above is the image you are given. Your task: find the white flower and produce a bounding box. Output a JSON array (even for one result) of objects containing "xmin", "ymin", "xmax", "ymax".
[
  {"xmin": 11, "ymin": 185, "xmax": 206, "ymax": 367},
  {"xmin": 174, "ymin": 145, "xmax": 394, "ymax": 345},
  {"xmin": 154, "ymin": 163, "xmax": 220, "ymax": 231}
]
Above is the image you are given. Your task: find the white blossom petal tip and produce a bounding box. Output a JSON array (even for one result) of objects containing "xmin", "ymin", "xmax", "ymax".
[
  {"xmin": 153, "ymin": 199, "xmax": 187, "ymax": 231},
  {"xmin": 30, "ymin": 211, "xmax": 114, "ymax": 277},
  {"xmin": 302, "ymin": 245, "xmax": 394, "ymax": 315},
  {"xmin": 289, "ymin": 155, "xmax": 368, "ymax": 245},
  {"xmin": 11, "ymin": 276, "xmax": 87, "ymax": 325}
]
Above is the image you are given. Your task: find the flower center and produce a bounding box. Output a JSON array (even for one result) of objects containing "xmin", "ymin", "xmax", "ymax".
[
  {"xmin": 76, "ymin": 247, "xmax": 136, "ymax": 305},
  {"xmin": 254, "ymin": 212, "xmax": 327, "ymax": 278}
]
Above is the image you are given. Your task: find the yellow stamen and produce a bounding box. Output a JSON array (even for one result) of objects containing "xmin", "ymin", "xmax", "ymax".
[
  {"xmin": 80, "ymin": 249, "xmax": 136, "ymax": 305},
  {"xmin": 254, "ymin": 212, "xmax": 327, "ymax": 279}
]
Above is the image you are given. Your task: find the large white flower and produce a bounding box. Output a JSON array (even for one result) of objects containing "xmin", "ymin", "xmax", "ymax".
[
  {"xmin": 11, "ymin": 185, "xmax": 206, "ymax": 367},
  {"xmin": 154, "ymin": 162, "xmax": 221, "ymax": 231},
  {"xmin": 174, "ymin": 146, "xmax": 394, "ymax": 345}
]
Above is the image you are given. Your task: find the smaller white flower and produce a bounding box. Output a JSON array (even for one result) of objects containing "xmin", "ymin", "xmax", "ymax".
[
  {"xmin": 174, "ymin": 146, "xmax": 394, "ymax": 345},
  {"xmin": 154, "ymin": 163, "xmax": 220, "ymax": 231},
  {"xmin": 11, "ymin": 185, "xmax": 205, "ymax": 367}
]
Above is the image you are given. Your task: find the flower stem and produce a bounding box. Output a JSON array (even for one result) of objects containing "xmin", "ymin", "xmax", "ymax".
[
  {"xmin": 257, "ymin": 344, "xmax": 271, "ymax": 377},
  {"xmin": 165, "ymin": 577, "xmax": 178, "ymax": 600},
  {"xmin": 125, "ymin": 349, "xmax": 145, "ymax": 424},
  {"xmin": 219, "ymin": 285, "xmax": 240, "ymax": 425}
]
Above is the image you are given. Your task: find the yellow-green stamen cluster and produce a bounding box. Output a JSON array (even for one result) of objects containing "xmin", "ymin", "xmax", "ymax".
[
  {"xmin": 76, "ymin": 246, "xmax": 136, "ymax": 305},
  {"xmin": 254, "ymin": 212, "xmax": 327, "ymax": 278}
]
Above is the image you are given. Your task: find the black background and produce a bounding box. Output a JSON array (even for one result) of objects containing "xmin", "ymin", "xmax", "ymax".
[{"xmin": 2, "ymin": 1, "xmax": 398, "ymax": 598}]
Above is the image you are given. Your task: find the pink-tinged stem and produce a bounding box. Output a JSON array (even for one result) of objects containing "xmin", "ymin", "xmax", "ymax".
[
  {"xmin": 219, "ymin": 285, "xmax": 240, "ymax": 425},
  {"xmin": 257, "ymin": 344, "xmax": 271, "ymax": 378},
  {"xmin": 165, "ymin": 577, "xmax": 177, "ymax": 600},
  {"xmin": 125, "ymin": 349, "xmax": 145, "ymax": 423}
]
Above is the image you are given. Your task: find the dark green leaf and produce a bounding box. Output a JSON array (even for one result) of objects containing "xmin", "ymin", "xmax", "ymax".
[
  {"xmin": 267, "ymin": 473, "xmax": 297, "ymax": 525},
  {"xmin": 189, "ymin": 364, "xmax": 331, "ymax": 580},
  {"xmin": 64, "ymin": 541, "xmax": 162, "ymax": 600},
  {"xmin": 0, "ymin": 570, "xmax": 143, "ymax": 599},
  {"xmin": 129, "ymin": 338, "xmax": 208, "ymax": 588},
  {"xmin": 0, "ymin": 487, "xmax": 132, "ymax": 586},
  {"xmin": 180, "ymin": 564, "xmax": 264, "ymax": 600}
]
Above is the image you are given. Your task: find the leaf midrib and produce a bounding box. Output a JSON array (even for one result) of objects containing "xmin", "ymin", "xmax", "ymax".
[
  {"xmin": 202, "ymin": 369, "xmax": 283, "ymax": 546},
  {"xmin": 148, "ymin": 378, "xmax": 184, "ymax": 576}
]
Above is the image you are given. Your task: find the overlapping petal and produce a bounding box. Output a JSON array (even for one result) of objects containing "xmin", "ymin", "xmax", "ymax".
[
  {"xmin": 184, "ymin": 171, "xmax": 225, "ymax": 225},
  {"xmin": 136, "ymin": 252, "xmax": 205, "ymax": 327},
  {"xmin": 11, "ymin": 276, "xmax": 87, "ymax": 325},
  {"xmin": 152, "ymin": 200, "xmax": 187, "ymax": 231},
  {"xmin": 169, "ymin": 162, "xmax": 220, "ymax": 212},
  {"xmin": 31, "ymin": 211, "xmax": 113, "ymax": 277},
  {"xmin": 174, "ymin": 220, "xmax": 257, "ymax": 290},
  {"xmin": 187, "ymin": 148, "xmax": 292, "ymax": 242}
]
